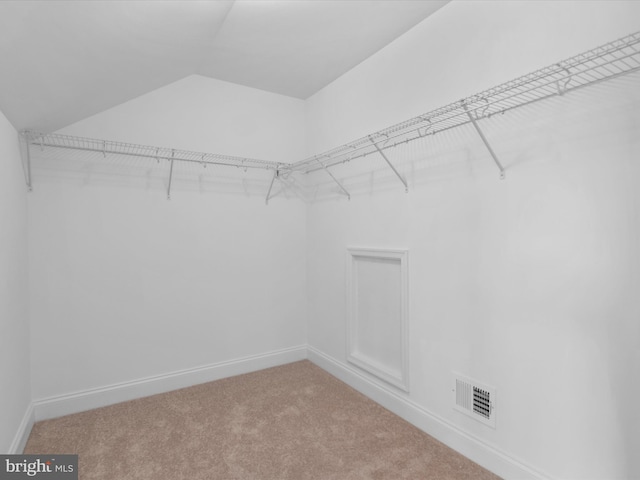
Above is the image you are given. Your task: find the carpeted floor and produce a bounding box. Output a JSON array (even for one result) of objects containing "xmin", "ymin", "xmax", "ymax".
[{"xmin": 25, "ymin": 361, "xmax": 501, "ymax": 479}]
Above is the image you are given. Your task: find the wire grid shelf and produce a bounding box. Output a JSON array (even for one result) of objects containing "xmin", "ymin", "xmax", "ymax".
[
  {"xmin": 22, "ymin": 131, "xmax": 285, "ymax": 172},
  {"xmin": 292, "ymin": 30, "xmax": 640, "ymax": 173},
  {"xmin": 20, "ymin": 30, "xmax": 640, "ymax": 187}
]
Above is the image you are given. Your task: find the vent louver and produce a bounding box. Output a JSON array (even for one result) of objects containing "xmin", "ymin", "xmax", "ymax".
[{"xmin": 453, "ymin": 374, "xmax": 496, "ymax": 428}]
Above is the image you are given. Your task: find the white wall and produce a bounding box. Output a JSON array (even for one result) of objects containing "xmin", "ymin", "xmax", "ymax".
[
  {"xmin": 305, "ymin": 0, "xmax": 640, "ymax": 154},
  {"xmin": 57, "ymin": 74, "xmax": 306, "ymax": 163},
  {"xmin": 28, "ymin": 75, "xmax": 308, "ymax": 403},
  {"xmin": 0, "ymin": 109, "xmax": 31, "ymax": 452},
  {"xmin": 305, "ymin": 2, "xmax": 640, "ymax": 479},
  {"xmin": 15, "ymin": 3, "xmax": 640, "ymax": 478}
]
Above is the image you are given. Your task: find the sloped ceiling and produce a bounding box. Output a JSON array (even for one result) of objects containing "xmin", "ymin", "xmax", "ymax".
[{"xmin": 0, "ymin": 0, "xmax": 448, "ymax": 133}]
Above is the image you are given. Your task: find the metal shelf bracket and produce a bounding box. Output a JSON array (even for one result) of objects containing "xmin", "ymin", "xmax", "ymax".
[
  {"xmin": 265, "ymin": 168, "xmax": 278, "ymax": 205},
  {"xmin": 556, "ymin": 64, "xmax": 573, "ymax": 95},
  {"xmin": 167, "ymin": 150, "xmax": 175, "ymax": 199},
  {"xmin": 315, "ymin": 157, "xmax": 350, "ymax": 200},
  {"xmin": 369, "ymin": 135, "xmax": 409, "ymax": 192},
  {"xmin": 462, "ymin": 102, "xmax": 506, "ymax": 180},
  {"xmin": 21, "ymin": 131, "xmax": 33, "ymax": 191}
]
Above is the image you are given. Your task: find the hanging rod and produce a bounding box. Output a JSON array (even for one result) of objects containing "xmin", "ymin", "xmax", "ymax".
[
  {"xmin": 292, "ymin": 30, "xmax": 640, "ymax": 174},
  {"xmin": 21, "ymin": 131, "xmax": 286, "ymax": 172}
]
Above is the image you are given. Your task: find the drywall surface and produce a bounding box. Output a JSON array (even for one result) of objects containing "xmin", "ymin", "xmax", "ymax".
[
  {"xmin": 29, "ymin": 76, "xmax": 307, "ymax": 402},
  {"xmin": 305, "ymin": 0, "xmax": 640, "ymax": 155},
  {"xmin": 57, "ymin": 74, "xmax": 306, "ymax": 164},
  {"xmin": 305, "ymin": 1, "xmax": 640, "ymax": 479},
  {"xmin": 0, "ymin": 109, "xmax": 31, "ymax": 452}
]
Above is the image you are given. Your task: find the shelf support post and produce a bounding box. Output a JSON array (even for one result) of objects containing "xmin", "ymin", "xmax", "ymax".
[
  {"xmin": 22, "ymin": 132, "xmax": 33, "ymax": 191},
  {"xmin": 463, "ymin": 103, "xmax": 505, "ymax": 179},
  {"xmin": 315, "ymin": 158, "xmax": 350, "ymax": 200},
  {"xmin": 265, "ymin": 169, "xmax": 278, "ymax": 205},
  {"xmin": 369, "ymin": 136, "xmax": 408, "ymax": 192},
  {"xmin": 167, "ymin": 150, "xmax": 175, "ymax": 199}
]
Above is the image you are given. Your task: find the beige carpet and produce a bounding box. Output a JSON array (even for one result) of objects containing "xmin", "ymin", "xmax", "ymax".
[{"xmin": 25, "ymin": 360, "xmax": 500, "ymax": 479}]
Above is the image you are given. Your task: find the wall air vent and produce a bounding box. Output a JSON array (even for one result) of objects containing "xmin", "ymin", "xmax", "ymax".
[{"xmin": 452, "ymin": 373, "xmax": 496, "ymax": 428}]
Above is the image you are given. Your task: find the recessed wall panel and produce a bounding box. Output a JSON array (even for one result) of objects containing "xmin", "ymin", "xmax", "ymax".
[{"xmin": 347, "ymin": 248, "xmax": 408, "ymax": 391}]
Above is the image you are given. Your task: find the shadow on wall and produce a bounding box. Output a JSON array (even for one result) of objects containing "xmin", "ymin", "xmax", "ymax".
[
  {"xmin": 25, "ymin": 73, "xmax": 639, "ymax": 206},
  {"xmin": 306, "ymin": 73, "xmax": 640, "ymax": 203},
  {"xmin": 27, "ymin": 146, "xmax": 309, "ymax": 203}
]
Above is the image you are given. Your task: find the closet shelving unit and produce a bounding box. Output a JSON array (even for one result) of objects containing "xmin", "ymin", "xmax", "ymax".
[
  {"xmin": 20, "ymin": 30, "xmax": 640, "ymax": 203},
  {"xmin": 293, "ymin": 30, "xmax": 640, "ymax": 196},
  {"xmin": 20, "ymin": 131, "xmax": 290, "ymax": 201}
]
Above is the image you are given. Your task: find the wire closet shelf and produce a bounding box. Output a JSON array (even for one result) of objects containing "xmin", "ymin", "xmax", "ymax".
[
  {"xmin": 21, "ymin": 132, "xmax": 284, "ymax": 171},
  {"xmin": 292, "ymin": 30, "xmax": 640, "ymax": 174},
  {"xmin": 21, "ymin": 30, "xmax": 640, "ymax": 195}
]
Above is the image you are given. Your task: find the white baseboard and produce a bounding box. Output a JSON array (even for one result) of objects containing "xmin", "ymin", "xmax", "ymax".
[
  {"xmin": 33, "ymin": 345, "xmax": 307, "ymax": 422},
  {"xmin": 26, "ymin": 344, "xmax": 553, "ymax": 480},
  {"xmin": 9, "ymin": 403, "xmax": 34, "ymax": 454},
  {"xmin": 307, "ymin": 346, "xmax": 552, "ymax": 480}
]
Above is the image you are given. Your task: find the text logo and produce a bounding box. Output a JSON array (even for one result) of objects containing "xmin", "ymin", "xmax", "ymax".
[{"xmin": 0, "ymin": 456, "xmax": 77, "ymax": 480}]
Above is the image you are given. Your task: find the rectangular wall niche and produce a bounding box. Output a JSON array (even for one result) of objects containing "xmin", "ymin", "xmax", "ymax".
[{"xmin": 347, "ymin": 248, "xmax": 409, "ymax": 392}]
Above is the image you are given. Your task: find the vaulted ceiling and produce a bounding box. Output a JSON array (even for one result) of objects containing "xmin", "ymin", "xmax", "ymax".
[{"xmin": 0, "ymin": 0, "xmax": 449, "ymax": 133}]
